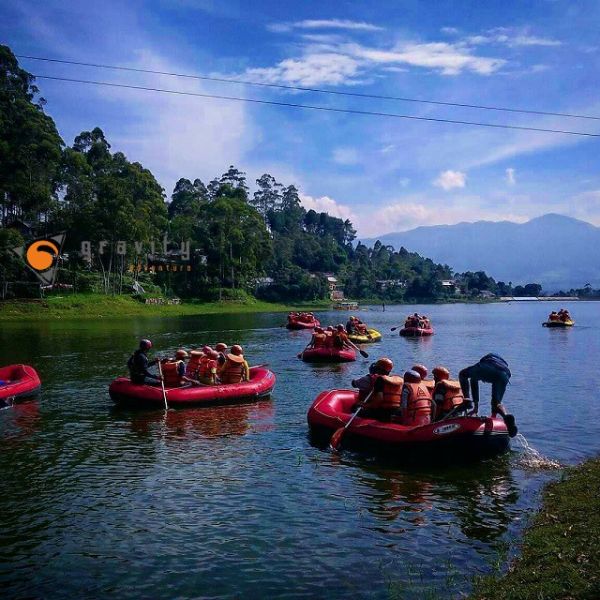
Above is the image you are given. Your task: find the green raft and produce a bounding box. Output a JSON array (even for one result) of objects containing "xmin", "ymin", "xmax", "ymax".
[{"xmin": 348, "ymin": 328, "xmax": 382, "ymax": 344}]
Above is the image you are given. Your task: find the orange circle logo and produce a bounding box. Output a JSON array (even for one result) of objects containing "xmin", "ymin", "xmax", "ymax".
[{"xmin": 25, "ymin": 240, "xmax": 60, "ymax": 272}]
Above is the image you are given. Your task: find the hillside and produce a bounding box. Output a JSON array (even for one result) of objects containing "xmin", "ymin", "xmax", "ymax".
[{"xmin": 362, "ymin": 214, "xmax": 600, "ymax": 291}]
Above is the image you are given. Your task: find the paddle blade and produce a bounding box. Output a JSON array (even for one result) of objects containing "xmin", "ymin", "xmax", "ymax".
[
  {"xmin": 359, "ymin": 349, "xmax": 369, "ymax": 358},
  {"xmin": 329, "ymin": 427, "xmax": 346, "ymax": 451},
  {"xmin": 390, "ymin": 326, "xmax": 398, "ymax": 331}
]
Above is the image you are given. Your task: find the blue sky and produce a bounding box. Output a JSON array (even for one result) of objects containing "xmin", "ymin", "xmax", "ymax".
[{"xmin": 2, "ymin": 0, "xmax": 600, "ymax": 236}]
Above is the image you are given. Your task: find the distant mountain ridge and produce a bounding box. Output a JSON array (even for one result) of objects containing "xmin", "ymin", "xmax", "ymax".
[{"xmin": 361, "ymin": 214, "xmax": 600, "ymax": 291}]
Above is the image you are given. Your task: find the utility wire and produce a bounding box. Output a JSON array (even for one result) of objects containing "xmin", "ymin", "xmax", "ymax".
[
  {"xmin": 18, "ymin": 54, "xmax": 600, "ymax": 122},
  {"xmin": 32, "ymin": 74, "xmax": 600, "ymax": 138}
]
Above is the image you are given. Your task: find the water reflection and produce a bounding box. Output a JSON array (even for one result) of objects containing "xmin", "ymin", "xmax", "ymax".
[{"xmin": 110, "ymin": 400, "xmax": 275, "ymax": 440}]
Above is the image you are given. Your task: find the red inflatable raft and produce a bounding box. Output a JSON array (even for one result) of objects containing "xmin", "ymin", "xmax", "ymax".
[
  {"xmin": 307, "ymin": 389, "xmax": 509, "ymax": 461},
  {"xmin": 399, "ymin": 326, "xmax": 434, "ymax": 337},
  {"xmin": 109, "ymin": 366, "xmax": 276, "ymax": 408},
  {"xmin": 286, "ymin": 317, "xmax": 321, "ymax": 330},
  {"xmin": 0, "ymin": 364, "xmax": 41, "ymax": 405},
  {"xmin": 301, "ymin": 347, "xmax": 356, "ymax": 363}
]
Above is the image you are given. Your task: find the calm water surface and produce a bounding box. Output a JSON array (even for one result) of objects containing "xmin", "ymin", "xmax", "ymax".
[{"xmin": 1, "ymin": 302, "xmax": 598, "ymax": 598}]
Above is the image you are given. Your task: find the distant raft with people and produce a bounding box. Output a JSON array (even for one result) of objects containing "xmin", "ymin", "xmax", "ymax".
[
  {"xmin": 109, "ymin": 366, "xmax": 276, "ymax": 407},
  {"xmin": 396, "ymin": 313, "xmax": 434, "ymax": 337},
  {"xmin": 286, "ymin": 312, "xmax": 321, "ymax": 330},
  {"xmin": 399, "ymin": 325, "xmax": 434, "ymax": 337},
  {"xmin": 307, "ymin": 389, "xmax": 510, "ymax": 462},
  {"xmin": 0, "ymin": 364, "xmax": 41, "ymax": 406},
  {"xmin": 348, "ymin": 328, "xmax": 382, "ymax": 344},
  {"xmin": 543, "ymin": 308, "xmax": 574, "ymax": 327},
  {"xmin": 300, "ymin": 347, "xmax": 356, "ymax": 363}
]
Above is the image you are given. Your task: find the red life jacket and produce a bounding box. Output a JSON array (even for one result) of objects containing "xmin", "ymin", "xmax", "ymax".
[
  {"xmin": 400, "ymin": 382, "xmax": 431, "ymax": 425},
  {"xmin": 370, "ymin": 375, "xmax": 403, "ymax": 410},
  {"xmin": 162, "ymin": 360, "xmax": 183, "ymax": 387},
  {"xmin": 199, "ymin": 358, "xmax": 217, "ymax": 382},
  {"xmin": 186, "ymin": 352, "xmax": 203, "ymax": 377},
  {"xmin": 433, "ymin": 379, "xmax": 463, "ymax": 419},
  {"xmin": 220, "ymin": 358, "xmax": 246, "ymax": 384}
]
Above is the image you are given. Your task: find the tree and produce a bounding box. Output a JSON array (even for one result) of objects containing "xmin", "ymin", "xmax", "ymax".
[{"xmin": 0, "ymin": 45, "xmax": 63, "ymax": 225}]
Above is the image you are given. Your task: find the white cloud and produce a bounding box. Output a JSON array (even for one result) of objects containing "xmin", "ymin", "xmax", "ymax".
[
  {"xmin": 380, "ymin": 144, "xmax": 396, "ymax": 154},
  {"xmin": 433, "ymin": 170, "xmax": 467, "ymax": 190},
  {"xmin": 332, "ymin": 147, "xmax": 360, "ymax": 165},
  {"xmin": 466, "ymin": 27, "xmax": 561, "ymax": 48},
  {"xmin": 106, "ymin": 49, "xmax": 254, "ymax": 195},
  {"xmin": 506, "ymin": 168, "xmax": 516, "ymax": 185},
  {"xmin": 346, "ymin": 41, "xmax": 505, "ymax": 75},
  {"xmin": 300, "ymin": 194, "xmax": 357, "ymax": 221},
  {"xmin": 441, "ymin": 27, "xmax": 460, "ymax": 35},
  {"xmin": 269, "ymin": 19, "xmax": 383, "ymax": 33},
  {"xmin": 245, "ymin": 52, "xmax": 361, "ymax": 86}
]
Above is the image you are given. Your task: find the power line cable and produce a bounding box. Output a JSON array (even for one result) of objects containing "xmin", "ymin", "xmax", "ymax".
[
  {"xmin": 18, "ymin": 53, "xmax": 600, "ymax": 122},
  {"xmin": 32, "ymin": 74, "xmax": 600, "ymax": 138}
]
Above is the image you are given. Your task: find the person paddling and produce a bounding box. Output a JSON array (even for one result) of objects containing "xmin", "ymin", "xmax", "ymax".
[
  {"xmin": 127, "ymin": 339, "xmax": 161, "ymax": 385},
  {"xmin": 458, "ymin": 353, "xmax": 518, "ymax": 437}
]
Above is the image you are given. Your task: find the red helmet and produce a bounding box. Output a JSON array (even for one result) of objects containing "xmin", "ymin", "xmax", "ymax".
[
  {"xmin": 175, "ymin": 349, "xmax": 188, "ymax": 359},
  {"xmin": 140, "ymin": 339, "xmax": 152, "ymax": 350},
  {"xmin": 432, "ymin": 366, "xmax": 450, "ymax": 380},
  {"xmin": 315, "ymin": 327, "xmax": 324, "ymax": 333},
  {"xmin": 215, "ymin": 343, "xmax": 227, "ymax": 352},
  {"xmin": 412, "ymin": 364, "xmax": 428, "ymax": 379},
  {"xmin": 202, "ymin": 345, "xmax": 212, "ymax": 353},
  {"xmin": 375, "ymin": 357, "xmax": 393, "ymax": 373},
  {"xmin": 231, "ymin": 344, "xmax": 243, "ymax": 356},
  {"xmin": 208, "ymin": 349, "xmax": 219, "ymax": 359}
]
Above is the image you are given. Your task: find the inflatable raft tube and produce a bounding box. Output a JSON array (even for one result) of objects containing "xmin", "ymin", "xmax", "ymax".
[
  {"xmin": 348, "ymin": 328, "xmax": 382, "ymax": 344},
  {"xmin": 0, "ymin": 364, "xmax": 41, "ymax": 406},
  {"xmin": 399, "ymin": 326, "xmax": 434, "ymax": 337},
  {"xmin": 286, "ymin": 318, "xmax": 321, "ymax": 330},
  {"xmin": 542, "ymin": 319, "xmax": 574, "ymax": 327},
  {"xmin": 307, "ymin": 389, "xmax": 509, "ymax": 462},
  {"xmin": 109, "ymin": 366, "xmax": 276, "ymax": 408},
  {"xmin": 300, "ymin": 347, "xmax": 356, "ymax": 363}
]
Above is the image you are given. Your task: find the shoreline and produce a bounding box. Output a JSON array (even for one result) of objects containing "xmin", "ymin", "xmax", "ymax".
[
  {"xmin": 0, "ymin": 294, "xmax": 329, "ymax": 321},
  {"xmin": 470, "ymin": 456, "xmax": 600, "ymax": 599}
]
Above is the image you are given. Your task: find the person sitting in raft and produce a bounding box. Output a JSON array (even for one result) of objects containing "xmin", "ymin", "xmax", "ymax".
[
  {"xmin": 218, "ymin": 344, "xmax": 250, "ymax": 384},
  {"xmin": 559, "ymin": 309, "xmax": 571, "ymax": 322},
  {"xmin": 128, "ymin": 339, "xmax": 161, "ymax": 385},
  {"xmin": 345, "ymin": 316, "xmax": 357, "ymax": 335},
  {"xmin": 161, "ymin": 349, "xmax": 200, "ymax": 387},
  {"xmin": 310, "ymin": 327, "xmax": 327, "ymax": 348},
  {"xmin": 323, "ymin": 326, "xmax": 334, "ymax": 347},
  {"xmin": 198, "ymin": 349, "xmax": 219, "ymax": 385},
  {"xmin": 186, "ymin": 346, "xmax": 209, "ymax": 379},
  {"xmin": 215, "ymin": 342, "xmax": 228, "ymax": 367},
  {"xmin": 548, "ymin": 311, "xmax": 559, "ymax": 322},
  {"xmin": 399, "ymin": 370, "xmax": 432, "ymax": 426},
  {"xmin": 459, "ymin": 353, "xmax": 518, "ymax": 437},
  {"xmin": 333, "ymin": 324, "xmax": 350, "ymax": 349},
  {"xmin": 431, "ymin": 366, "xmax": 464, "ymax": 420},
  {"xmin": 412, "ymin": 364, "xmax": 434, "ymax": 395},
  {"xmin": 351, "ymin": 357, "xmax": 403, "ymax": 421}
]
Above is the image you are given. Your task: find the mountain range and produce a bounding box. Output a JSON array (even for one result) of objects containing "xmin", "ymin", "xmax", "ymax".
[{"xmin": 361, "ymin": 214, "xmax": 600, "ymax": 292}]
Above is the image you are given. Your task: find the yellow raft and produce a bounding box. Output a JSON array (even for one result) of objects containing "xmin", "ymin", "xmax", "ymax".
[
  {"xmin": 348, "ymin": 328, "xmax": 382, "ymax": 343},
  {"xmin": 542, "ymin": 319, "xmax": 574, "ymax": 328}
]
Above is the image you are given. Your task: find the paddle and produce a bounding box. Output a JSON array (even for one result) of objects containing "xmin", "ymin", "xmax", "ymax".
[
  {"xmin": 297, "ymin": 342, "xmax": 312, "ymax": 359},
  {"xmin": 390, "ymin": 325, "xmax": 401, "ymax": 331},
  {"xmin": 330, "ymin": 389, "xmax": 374, "ymax": 451},
  {"xmin": 157, "ymin": 360, "xmax": 168, "ymax": 410},
  {"xmin": 345, "ymin": 338, "xmax": 368, "ymax": 359}
]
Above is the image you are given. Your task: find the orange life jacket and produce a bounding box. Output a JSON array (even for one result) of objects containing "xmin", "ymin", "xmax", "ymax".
[
  {"xmin": 370, "ymin": 375, "xmax": 403, "ymax": 410},
  {"xmin": 199, "ymin": 358, "xmax": 217, "ymax": 382},
  {"xmin": 333, "ymin": 331, "xmax": 348, "ymax": 349},
  {"xmin": 220, "ymin": 358, "xmax": 247, "ymax": 384},
  {"xmin": 400, "ymin": 381, "xmax": 431, "ymax": 426},
  {"xmin": 357, "ymin": 323, "xmax": 367, "ymax": 334},
  {"xmin": 433, "ymin": 379, "xmax": 463, "ymax": 419},
  {"xmin": 312, "ymin": 333, "xmax": 327, "ymax": 348},
  {"xmin": 423, "ymin": 379, "xmax": 435, "ymax": 395},
  {"xmin": 162, "ymin": 360, "xmax": 183, "ymax": 387},
  {"xmin": 186, "ymin": 352, "xmax": 203, "ymax": 377},
  {"xmin": 324, "ymin": 332, "xmax": 334, "ymax": 348}
]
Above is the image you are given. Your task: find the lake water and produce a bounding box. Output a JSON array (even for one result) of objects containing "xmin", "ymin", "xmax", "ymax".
[{"xmin": 1, "ymin": 301, "xmax": 598, "ymax": 598}]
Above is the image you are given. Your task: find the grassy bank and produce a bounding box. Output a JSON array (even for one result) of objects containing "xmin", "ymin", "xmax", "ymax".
[
  {"xmin": 0, "ymin": 293, "xmax": 330, "ymax": 321},
  {"xmin": 471, "ymin": 457, "xmax": 600, "ymax": 599}
]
